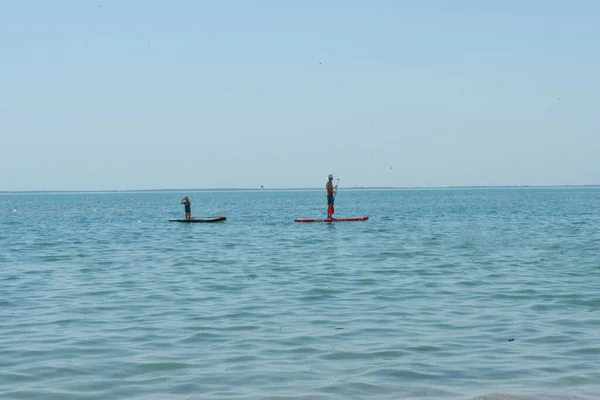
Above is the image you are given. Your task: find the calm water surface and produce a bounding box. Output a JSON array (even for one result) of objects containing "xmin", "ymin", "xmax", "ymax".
[{"xmin": 1, "ymin": 188, "xmax": 599, "ymax": 399}]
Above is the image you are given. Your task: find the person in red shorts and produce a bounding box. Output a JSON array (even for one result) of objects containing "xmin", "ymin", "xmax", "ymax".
[{"xmin": 326, "ymin": 174, "xmax": 338, "ymax": 219}]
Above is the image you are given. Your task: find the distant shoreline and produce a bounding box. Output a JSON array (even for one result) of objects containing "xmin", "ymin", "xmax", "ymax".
[{"xmin": 2, "ymin": 185, "xmax": 600, "ymax": 194}]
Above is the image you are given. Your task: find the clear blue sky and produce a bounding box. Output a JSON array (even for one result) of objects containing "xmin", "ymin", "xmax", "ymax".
[{"xmin": 1, "ymin": 1, "xmax": 599, "ymax": 191}]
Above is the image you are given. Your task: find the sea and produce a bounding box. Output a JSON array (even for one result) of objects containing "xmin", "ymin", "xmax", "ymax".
[{"xmin": 1, "ymin": 188, "xmax": 599, "ymax": 400}]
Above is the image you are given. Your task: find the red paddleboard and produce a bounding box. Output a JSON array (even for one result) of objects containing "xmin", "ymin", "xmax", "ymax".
[{"xmin": 294, "ymin": 216, "xmax": 369, "ymax": 223}]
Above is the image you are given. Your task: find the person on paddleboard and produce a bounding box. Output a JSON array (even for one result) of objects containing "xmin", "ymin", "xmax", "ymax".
[
  {"xmin": 181, "ymin": 196, "xmax": 192, "ymax": 220},
  {"xmin": 326, "ymin": 174, "xmax": 338, "ymax": 219}
]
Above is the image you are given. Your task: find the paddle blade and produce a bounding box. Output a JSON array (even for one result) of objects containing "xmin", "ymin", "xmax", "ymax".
[{"xmin": 328, "ymin": 204, "xmax": 335, "ymax": 215}]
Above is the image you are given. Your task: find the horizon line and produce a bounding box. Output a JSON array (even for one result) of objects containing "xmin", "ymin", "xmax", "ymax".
[{"xmin": 2, "ymin": 184, "xmax": 600, "ymax": 194}]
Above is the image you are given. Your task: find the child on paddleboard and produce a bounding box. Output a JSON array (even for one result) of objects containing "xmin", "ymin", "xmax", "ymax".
[{"xmin": 181, "ymin": 196, "xmax": 192, "ymax": 220}]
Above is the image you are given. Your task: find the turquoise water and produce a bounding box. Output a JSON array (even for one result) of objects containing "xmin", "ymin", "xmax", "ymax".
[{"xmin": 1, "ymin": 188, "xmax": 599, "ymax": 400}]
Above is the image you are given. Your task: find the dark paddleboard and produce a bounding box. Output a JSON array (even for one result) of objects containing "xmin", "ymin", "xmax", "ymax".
[
  {"xmin": 294, "ymin": 216, "xmax": 369, "ymax": 223},
  {"xmin": 169, "ymin": 216, "xmax": 227, "ymax": 223}
]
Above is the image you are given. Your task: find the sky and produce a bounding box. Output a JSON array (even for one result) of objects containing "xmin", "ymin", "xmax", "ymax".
[{"xmin": 1, "ymin": 0, "xmax": 599, "ymax": 191}]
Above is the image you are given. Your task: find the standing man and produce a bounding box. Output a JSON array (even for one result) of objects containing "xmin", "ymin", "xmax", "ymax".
[
  {"xmin": 326, "ymin": 174, "xmax": 337, "ymax": 219},
  {"xmin": 181, "ymin": 196, "xmax": 192, "ymax": 220}
]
